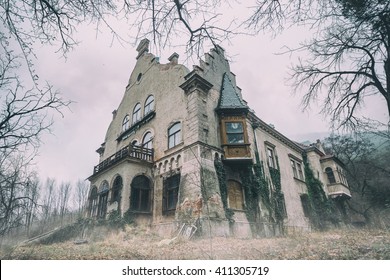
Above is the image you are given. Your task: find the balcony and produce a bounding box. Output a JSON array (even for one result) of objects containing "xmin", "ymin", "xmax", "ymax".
[
  {"xmin": 92, "ymin": 145, "xmax": 153, "ymax": 176},
  {"xmin": 327, "ymin": 183, "xmax": 351, "ymax": 199}
]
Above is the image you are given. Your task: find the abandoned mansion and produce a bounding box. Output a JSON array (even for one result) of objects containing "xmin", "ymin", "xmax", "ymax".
[{"xmin": 87, "ymin": 39, "xmax": 351, "ymax": 238}]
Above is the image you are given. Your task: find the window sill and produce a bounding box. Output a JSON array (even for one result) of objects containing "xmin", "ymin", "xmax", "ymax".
[
  {"xmin": 293, "ymin": 177, "xmax": 306, "ymax": 183},
  {"xmin": 164, "ymin": 142, "xmax": 184, "ymax": 153}
]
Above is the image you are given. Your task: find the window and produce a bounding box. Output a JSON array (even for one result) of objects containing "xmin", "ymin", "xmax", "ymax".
[
  {"xmin": 225, "ymin": 122, "xmax": 244, "ymax": 144},
  {"xmin": 277, "ymin": 193, "xmax": 287, "ymax": 218},
  {"xmin": 89, "ymin": 186, "xmax": 98, "ymax": 217},
  {"xmin": 168, "ymin": 122, "xmax": 181, "ymax": 149},
  {"xmin": 122, "ymin": 115, "xmax": 130, "ymax": 132},
  {"xmin": 227, "ymin": 180, "xmax": 244, "ymax": 210},
  {"xmin": 337, "ymin": 167, "xmax": 347, "ymax": 185},
  {"xmin": 300, "ymin": 194, "xmax": 311, "ymax": 217},
  {"xmin": 142, "ymin": 132, "xmax": 153, "ymax": 149},
  {"xmin": 144, "ymin": 95, "xmax": 155, "ymax": 115},
  {"xmin": 132, "ymin": 103, "xmax": 141, "ymax": 124},
  {"xmin": 97, "ymin": 181, "xmax": 109, "ymax": 218},
  {"xmin": 290, "ymin": 158, "xmax": 304, "ymax": 180},
  {"xmin": 267, "ymin": 147, "xmax": 276, "ymax": 169},
  {"xmin": 163, "ymin": 174, "xmax": 180, "ymax": 213},
  {"xmin": 130, "ymin": 175, "xmax": 152, "ymax": 212},
  {"xmin": 111, "ymin": 176, "xmax": 123, "ymax": 203},
  {"xmin": 325, "ymin": 167, "xmax": 336, "ymax": 184}
]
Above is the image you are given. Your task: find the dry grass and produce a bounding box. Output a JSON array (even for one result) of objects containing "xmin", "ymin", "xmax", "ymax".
[{"xmin": 1, "ymin": 227, "xmax": 390, "ymax": 260}]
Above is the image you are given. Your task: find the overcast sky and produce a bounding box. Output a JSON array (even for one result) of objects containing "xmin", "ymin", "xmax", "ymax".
[{"xmin": 29, "ymin": 10, "xmax": 388, "ymax": 186}]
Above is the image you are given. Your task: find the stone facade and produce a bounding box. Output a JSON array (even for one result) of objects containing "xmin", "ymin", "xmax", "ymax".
[{"xmin": 87, "ymin": 40, "xmax": 351, "ymax": 238}]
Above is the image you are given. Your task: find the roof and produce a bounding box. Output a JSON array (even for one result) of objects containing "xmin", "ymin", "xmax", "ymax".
[{"xmin": 216, "ymin": 73, "xmax": 248, "ymax": 112}]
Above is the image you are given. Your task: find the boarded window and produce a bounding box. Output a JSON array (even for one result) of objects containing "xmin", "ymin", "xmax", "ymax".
[{"xmin": 227, "ymin": 180, "xmax": 244, "ymax": 210}]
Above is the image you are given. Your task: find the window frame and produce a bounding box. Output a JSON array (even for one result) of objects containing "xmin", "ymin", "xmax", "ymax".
[
  {"xmin": 225, "ymin": 121, "xmax": 245, "ymax": 144},
  {"xmin": 290, "ymin": 157, "xmax": 304, "ymax": 181},
  {"xmin": 130, "ymin": 175, "xmax": 152, "ymax": 213},
  {"xmin": 227, "ymin": 180, "xmax": 245, "ymax": 210},
  {"xmin": 132, "ymin": 103, "xmax": 141, "ymax": 124},
  {"xmin": 144, "ymin": 95, "xmax": 155, "ymax": 115},
  {"xmin": 111, "ymin": 176, "xmax": 123, "ymax": 204},
  {"xmin": 325, "ymin": 167, "xmax": 336, "ymax": 184},
  {"xmin": 163, "ymin": 174, "xmax": 180, "ymax": 214},
  {"xmin": 266, "ymin": 146, "xmax": 276, "ymax": 169},
  {"xmin": 168, "ymin": 122, "xmax": 182, "ymax": 149},
  {"xmin": 142, "ymin": 131, "xmax": 153, "ymax": 149},
  {"xmin": 122, "ymin": 115, "xmax": 130, "ymax": 132}
]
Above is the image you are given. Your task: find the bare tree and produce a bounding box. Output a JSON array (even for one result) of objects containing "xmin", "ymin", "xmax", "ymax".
[
  {"xmin": 289, "ymin": 0, "xmax": 390, "ymax": 129},
  {"xmin": 75, "ymin": 179, "xmax": 89, "ymax": 217},
  {"xmin": 58, "ymin": 182, "xmax": 72, "ymax": 225}
]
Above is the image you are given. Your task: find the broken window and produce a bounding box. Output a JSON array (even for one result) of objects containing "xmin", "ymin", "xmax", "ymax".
[
  {"xmin": 130, "ymin": 175, "xmax": 152, "ymax": 212},
  {"xmin": 227, "ymin": 180, "xmax": 244, "ymax": 210},
  {"xmin": 163, "ymin": 174, "xmax": 180, "ymax": 213}
]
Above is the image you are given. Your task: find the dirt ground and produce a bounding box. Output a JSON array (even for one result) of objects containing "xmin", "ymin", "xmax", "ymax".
[{"xmin": 1, "ymin": 227, "xmax": 390, "ymax": 260}]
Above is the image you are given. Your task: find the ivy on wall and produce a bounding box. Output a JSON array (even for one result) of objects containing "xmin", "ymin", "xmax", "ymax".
[
  {"xmin": 214, "ymin": 151, "xmax": 286, "ymax": 235},
  {"xmin": 214, "ymin": 158, "xmax": 234, "ymax": 222},
  {"xmin": 303, "ymin": 153, "xmax": 341, "ymax": 230}
]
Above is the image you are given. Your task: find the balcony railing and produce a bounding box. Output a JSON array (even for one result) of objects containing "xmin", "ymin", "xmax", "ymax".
[{"xmin": 93, "ymin": 145, "xmax": 153, "ymax": 175}]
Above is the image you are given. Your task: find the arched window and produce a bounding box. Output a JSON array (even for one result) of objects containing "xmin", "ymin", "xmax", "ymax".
[
  {"xmin": 122, "ymin": 115, "xmax": 130, "ymax": 132},
  {"xmin": 111, "ymin": 176, "xmax": 123, "ymax": 204},
  {"xmin": 168, "ymin": 122, "xmax": 181, "ymax": 149},
  {"xmin": 97, "ymin": 181, "xmax": 109, "ymax": 218},
  {"xmin": 144, "ymin": 95, "xmax": 155, "ymax": 115},
  {"xmin": 227, "ymin": 180, "xmax": 244, "ymax": 210},
  {"xmin": 325, "ymin": 167, "xmax": 336, "ymax": 184},
  {"xmin": 142, "ymin": 132, "xmax": 153, "ymax": 149},
  {"xmin": 89, "ymin": 186, "xmax": 98, "ymax": 217},
  {"xmin": 130, "ymin": 175, "xmax": 152, "ymax": 212},
  {"xmin": 132, "ymin": 103, "xmax": 141, "ymax": 124}
]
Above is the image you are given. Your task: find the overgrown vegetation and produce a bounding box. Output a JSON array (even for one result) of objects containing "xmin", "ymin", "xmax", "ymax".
[
  {"xmin": 302, "ymin": 154, "xmax": 341, "ymax": 230},
  {"xmin": 3, "ymin": 228, "xmax": 390, "ymax": 260}
]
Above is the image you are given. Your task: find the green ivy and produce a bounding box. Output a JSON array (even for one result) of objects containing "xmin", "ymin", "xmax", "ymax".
[
  {"xmin": 302, "ymin": 153, "xmax": 340, "ymax": 230},
  {"xmin": 214, "ymin": 158, "xmax": 234, "ymax": 222}
]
